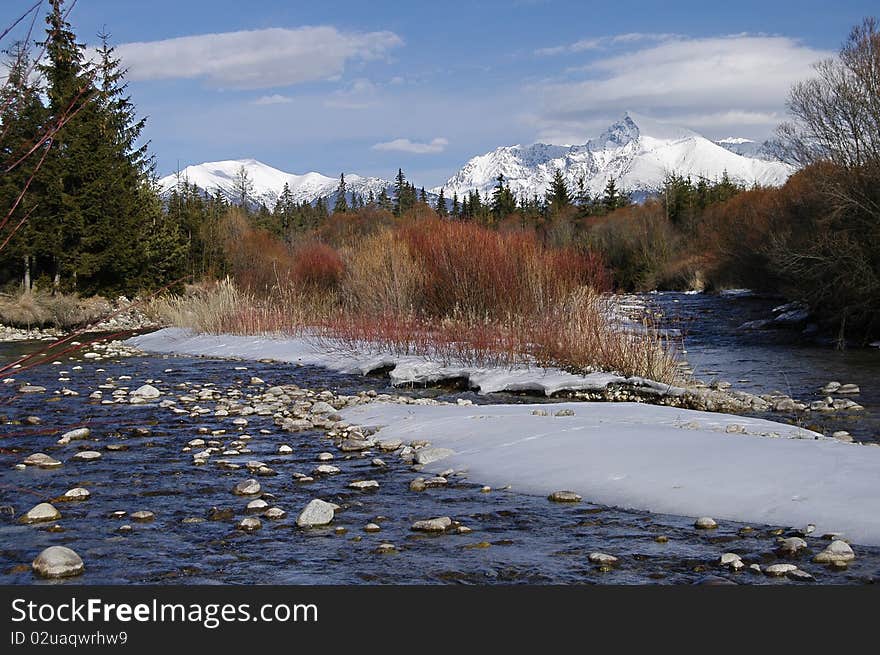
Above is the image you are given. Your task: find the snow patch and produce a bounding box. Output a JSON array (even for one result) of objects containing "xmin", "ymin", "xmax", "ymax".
[{"xmin": 342, "ymin": 401, "xmax": 880, "ymax": 546}]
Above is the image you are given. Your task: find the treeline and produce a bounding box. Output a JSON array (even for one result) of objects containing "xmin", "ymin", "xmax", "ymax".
[{"xmin": 0, "ymin": 0, "xmax": 185, "ymax": 296}]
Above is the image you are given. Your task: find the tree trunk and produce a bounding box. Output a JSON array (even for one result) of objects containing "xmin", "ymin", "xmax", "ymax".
[{"xmin": 23, "ymin": 255, "xmax": 31, "ymax": 291}]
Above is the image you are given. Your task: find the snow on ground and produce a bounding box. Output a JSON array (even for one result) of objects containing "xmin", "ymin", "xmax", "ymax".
[
  {"xmin": 128, "ymin": 328, "xmax": 682, "ymax": 396},
  {"xmin": 342, "ymin": 401, "xmax": 880, "ymax": 546}
]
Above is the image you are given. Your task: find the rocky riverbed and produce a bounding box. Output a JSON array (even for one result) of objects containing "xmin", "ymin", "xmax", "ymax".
[{"xmin": 2, "ymin": 338, "xmax": 879, "ymax": 585}]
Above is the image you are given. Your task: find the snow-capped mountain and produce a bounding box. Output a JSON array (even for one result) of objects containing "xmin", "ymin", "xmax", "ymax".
[
  {"xmin": 714, "ymin": 137, "xmax": 777, "ymax": 161},
  {"xmin": 158, "ymin": 159, "xmax": 394, "ymax": 209},
  {"xmin": 432, "ymin": 113, "xmax": 793, "ymax": 201},
  {"xmin": 158, "ymin": 113, "xmax": 794, "ymax": 210}
]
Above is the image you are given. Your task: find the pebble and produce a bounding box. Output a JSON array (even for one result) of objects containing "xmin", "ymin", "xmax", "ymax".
[
  {"xmin": 131, "ymin": 384, "xmax": 161, "ymax": 399},
  {"xmin": 377, "ymin": 439, "xmax": 403, "ymax": 451},
  {"xmin": 554, "ymin": 409, "xmax": 576, "ymax": 417},
  {"xmin": 719, "ymin": 553, "xmax": 742, "ymax": 566},
  {"xmin": 838, "ymin": 384, "xmax": 860, "ymax": 394},
  {"xmin": 22, "ymin": 453, "xmax": 62, "ymax": 469},
  {"xmin": 348, "ymin": 480, "xmax": 379, "ymax": 490},
  {"xmin": 247, "ymin": 499, "xmax": 269, "ymax": 513},
  {"xmin": 277, "ymin": 445, "xmax": 293, "ymax": 454},
  {"xmin": 375, "ymin": 543, "xmax": 397, "ymax": 554},
  {"xmin": 71, "ymin": 450, "xmax": 102, "ymax": 462},
  {"xmin": 238, "ymin": 517, "xmax": 262, "ymax": 531},
  {"xmin": 130, "ymin": 510, "xmax": 155, "ymax": 522},
  {"xmin": 813, "ymin": 540, "xmax": 855, "ymax": 564},
  {"xmin": 312, "ymin": 464, "xmax": 340, "ymax": 475},
  {"xmin": 588, "ymin": 552, "xmax": 619, "ymax": 565},
  {"xmin": 32, "ymin": 546, "xmax": 84, "ymax": 578},
  {"xmin": 58, "ymin": 427, "xmax": 90, "ymax": 444},
  {"xmin": 371, "ymin": 458, "xmax": 386, "ymax": 467},
  {"xmin": 694, "ymin": 517, "xmax": 717, "ymax": 529},
  {"xmin": 409, "ymin": 478, "xmax": 427, "ymax": 492},
  {"xmin": 296, "ymin": 499, "xmax": 336, "ymax": 527},
  {"xmin": 777, "ymin": 536, "xmax": 808, "ymax": 555},
  {"xmin": 364, "ymin": 523, "xmax": 381, "ymax": 533},
  {"xmin": 411, "ymin": 516, "xmax": 452, "ymax": 532},
  {"xmin": 317, "ymin": 452, "xmax": 334, "ymax": 461},
  {"xmin": 20, "ymin": 502, "xmax": 61, "ymax": 524},
  {"xmin": 263, "ymin": 507, "xmax": 287, "ymax": 520},
  {"xmin": 62, "ymin": 487, "xmax": 90, "ymax": 501},
  {"xmin": 548, "ymin": 490, "xmax": 581, "ymax": 503},
  {"xmin": 765, "ymin": 563, "xmax": 798, "ymax": 576},
  {"xmin": 232, "ymin": 479, "xmax": 261, "ymax": 495},
  {"xmin": 207, "ymin": 507, "xmax": 234, "ymax": 521}
]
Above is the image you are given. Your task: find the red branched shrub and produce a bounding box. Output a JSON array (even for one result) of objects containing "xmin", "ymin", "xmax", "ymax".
[
  {"xmin": 292, "ymin": 241, "xmax": 345, "ymax": 290},
  {"xmin": 398, "ymin": 217, "xmax": 609, "ymax": 318}
]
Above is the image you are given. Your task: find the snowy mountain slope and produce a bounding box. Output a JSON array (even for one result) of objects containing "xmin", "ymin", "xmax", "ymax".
[
  {"xmin": 714, "ymin": 137, "xmax": 777, "ymax": 160},
  {"xmin": 433, "ymin": 113, "xmax": 794, "ymax": 201},
  {"xmin": 158, "ymin": 158, "xmax": 394, "ymax": 209},
  {"xmin": 158, "ymin": 113, "xmax": 795, "ymax": 210}
]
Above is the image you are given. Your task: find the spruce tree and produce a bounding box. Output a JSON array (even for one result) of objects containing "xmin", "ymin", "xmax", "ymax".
[
  {"xmin": 545, "ymin": 168, "xmax": 571, "ymax": 214},
  {"xmin": 451, "ymin": 192, "xmax": 460, "ymax": 217},
  {"xmin": 435, "ymin": 188, "xmax": 447, "ymax": 216},
  {"xmin": 333, "ymin": 173, "xmax": 348, "ymax": 213}
]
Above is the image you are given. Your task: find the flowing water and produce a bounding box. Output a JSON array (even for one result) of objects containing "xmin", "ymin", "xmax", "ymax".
[{"xmin": 1, "ymin": 293, "xmax": 879, "ymax": 585}]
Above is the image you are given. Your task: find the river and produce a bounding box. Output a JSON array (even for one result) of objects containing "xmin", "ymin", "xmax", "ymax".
[{"xmin": 1, "ymin": 293, "xmax": 878, "ymax": 585}]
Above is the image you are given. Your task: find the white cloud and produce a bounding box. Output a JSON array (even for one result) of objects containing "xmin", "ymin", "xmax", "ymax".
[
  {"xmin": 535, "ymin": 32, "xmax": 679, "ymax": 56},
  {"xmin": 116, "ymin": 26, "xmax": 403, "ymax": 89},
  {"xmin": 372, "ymin": 137, "xmax": 449, "ymax": 154},
  {"xmin": 252, "ymin": 94, "xmax": 294, "ymax": 105},
  {"xmin": 534, "ymin": 35, "xmax": 831, "ymax": 141}
]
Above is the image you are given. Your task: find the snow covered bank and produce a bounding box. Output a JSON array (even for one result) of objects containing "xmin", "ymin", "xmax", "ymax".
[
  {"xmin": 128, "ymin": 328, "xmax": 681, "ymax": 397},
  {"xmin": 341, "ymin": 401, "xmax": 880, "ymax": 546}
]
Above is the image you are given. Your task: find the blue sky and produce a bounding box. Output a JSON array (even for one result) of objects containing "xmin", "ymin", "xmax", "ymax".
[{"xmin": 2, "ymin": 0, "xmax": 876, "ymax": 186}]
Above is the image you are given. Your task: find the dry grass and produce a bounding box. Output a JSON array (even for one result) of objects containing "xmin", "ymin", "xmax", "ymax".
[
  {"xmin": 154, "ymin": 220, "xmax": 681, "ymax": 384},
  {"xmin": 0, "ymin": 291, "xmax": 110, "ymax": 329}
]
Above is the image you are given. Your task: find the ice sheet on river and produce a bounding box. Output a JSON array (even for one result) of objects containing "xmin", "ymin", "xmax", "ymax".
[
  {"xmin": 342, "ymin": 401, "xmax": 880, "ymax": 547},
  {"xmin": 128, "ymin": 328, "xmax": 681, "ymax": 396}
]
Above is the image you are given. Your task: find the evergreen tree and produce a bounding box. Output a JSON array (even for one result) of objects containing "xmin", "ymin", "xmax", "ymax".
[
  {"xmin": 545, "ymin": 168, "xmax": 571, "ymax": 214},
  {"xmin": 333, "ymin": 173, "xmax": 348, "ymax": 213},
  {"xmin": 394, "ymin": 168, "xmax": 406, "ymax": 216},
  {"xmin": 378, "ymin": 188, "xmax": 393, "ymax": 212},
  {"xmin": 232, "ymin": 165, "xmax": 254, "ymax": 209},
  {"xmin": 491, "ymin": 173, "xmax": 516, "ymax": 220},
  {"xmin": 451, "ymin": 192, "xmax": 460, "ymax": 217},
  {"xmin": 435, "ymin": 188, "xmax": 447, "ymax": 216},
  {"xmin": 419, "ymin": 186, "xmax": 427, "ymax": 204}
]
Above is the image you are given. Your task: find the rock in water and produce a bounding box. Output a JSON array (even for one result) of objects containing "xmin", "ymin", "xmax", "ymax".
[
  {"xmin": 765, "ymin": 563, "xmax": 798, "ymax": 577},
  {"xmin": 32, "ymin": 546, "xmax": 84, "ymax": 578},
  {"xmin": 411, "ymin": 516, "xmax": 452, "ymax": 532},
  {"xmin": 232, "ymin": 479, "xmax": 261, "ymax": 495},
  {"xmin": 548, "ymin": 491, "xmax": 582, "ymax": 503},
  {"xmin": 62, "ymin": 487, "xmax": 90, "ymax": 501},
  {"xmin": 20, "ymin": 502, "xmax": 61, "ymax": 524},
  {"xmin": 237, "ymin": 517, "xmax": 262, "ymax": 531},
  {"xmin": 777, "ymin": 536, "xmax": 808, "ymax": 555},
  {"xmin": 813, "ymin": 540, "xmax": 855, "ymax": 564},
  {"xmin": 131, "ymin": 384, "xmax": 161, "ymax": 399},
  {"xmin": 588, "ymin": 552, "xmax": 619, "ymax": 565},
  {"xmin": 296, "ymin": 499, "xmax": 336, "ymax": 527},
  {"xmin": 58, "ymin": 427, "xmax": 90, "ymax": 445},
  {"xmin": 694, "ymin": 517, "xmax": 718, "ymax": 529}
]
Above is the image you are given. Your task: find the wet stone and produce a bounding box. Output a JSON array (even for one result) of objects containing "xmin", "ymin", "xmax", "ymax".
[
  {"xmin": 694, "ymin": 517, "xmax": 718, "ymax": 529},
  {"xmin": 71, "ymin": 450, "xmax": 102, "ymax": 462},
  {"xmin": 20, "ymin": 502, "xmax": 61, "ymax": 524},
  {"xmin": 814, "ymin": 540, "xmax": 855, "ymax": 565},
  {"xmin": 296, "ymin": 499, "xmax": 336, "ymax": 528},
  {"xmin": 548, "ymin": 491, "xmax": 581, "ymax": 503},
  {"xmin": 411, "ymin": 516, "xmax": 452, "ymax": 533},
  {"xmin": 32, "ymin": 546, "xmax": 84, "ymax": 579},
  {"xmin": 232, "ymin": 479, "xmax": 261, "ymax": 495},
  {"xmin": 130, "ymin": 510, "xmax": 155, "ymax": 522},
  {"xmin": 238, "ymin": 517, "xmax": 262, "ymax": 532}
]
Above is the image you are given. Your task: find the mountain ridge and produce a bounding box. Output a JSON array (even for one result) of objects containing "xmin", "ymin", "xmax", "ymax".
[{"xmin": 158, "ymin": 113, "xmax": 793, "ymax": 209}]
